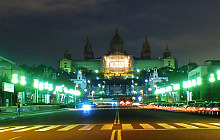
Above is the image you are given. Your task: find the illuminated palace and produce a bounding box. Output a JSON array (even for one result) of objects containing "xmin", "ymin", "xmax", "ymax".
[{"xmin": 60, "ymin": 29, "xmax": 176, "ymax": 77}]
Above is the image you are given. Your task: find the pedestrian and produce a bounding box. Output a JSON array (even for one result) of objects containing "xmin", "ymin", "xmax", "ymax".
[{"xmin": 17, "ymin": 102, "xmax": 20, "ymax": 116}]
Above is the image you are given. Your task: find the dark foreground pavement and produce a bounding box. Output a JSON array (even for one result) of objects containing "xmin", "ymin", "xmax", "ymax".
[{"xmin": 1, "ymin": 107, "xmax": 220, "ymax": 140}]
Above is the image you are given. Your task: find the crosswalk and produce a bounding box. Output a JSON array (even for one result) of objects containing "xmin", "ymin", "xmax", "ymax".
[{"xmin": 1, "ymin": 122, "xmax": 220, "ymax": 132}]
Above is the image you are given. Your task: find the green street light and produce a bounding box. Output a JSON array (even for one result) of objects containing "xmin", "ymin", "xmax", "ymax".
[
  {"xmin": 173, "ymin": 84, "xmax": 180, "ymax": 91},
  {"xmin": 55, "ymin": 86, "xmax": 63, "ymax": 92},
  {"xmin": 73, "ymin": 90, "xmax": 80, "ymax": 96},
  {"xmin": 166, "ymin": 86, "xmax": 172, "ymax": 92},
  {"xmin": 44, "ymin": 82, "xmax": 49, "ymax": 89},
  {"xmin": 154, "ymin": 89, "xmax": 160, "ymax": 94},
  {"xmin": 191, "ymin": 79, "xmax": 196, "ymax": 87},
  {"xmin": 95, "ymin": 69, "xmax": 98, "ymax": 73},
  {"xmin": 183, "ymin": 81, "xmax": 188, "ymax": 89},
  {"xmin": 20, "ymin": 76, "xmax": 26, "ymax": 85},
  {"xmin": 12, "ymin": 74, "xmax": 18, "ymax": 84},
  {"xmin": 48, "ymin": 84, "xmax": 53, "ymax": 91},
  {"xmin": 217, "ymin": 70, "xmax": 220, "ymax": 80},
  {"xmin": 39, "ymin": 82, "xmax": 44, "ymax": 90},
  {"xmin": 209, "ymin": 73, "xmax": 215, "ymax": 82},
  {"xmin": 64, "ymin": 87, "xmax": 69, "ymax": 93},
  {"xmin": 160, "ymin": 88, "xmax": 166, "ymax": 94},
  {"xmin": 34, "ymin": 79, "xmax": 39, "ymax": 88},
  {"xmin": 187, "ymin": 80, "xmax": 192, "ymax": 88},
  {"xmin": 197, "ymin": 77, "xmax": 202, "ymax": 85}
]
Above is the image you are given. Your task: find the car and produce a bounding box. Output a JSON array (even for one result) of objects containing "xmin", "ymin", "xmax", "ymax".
[
  {"xmin": 176, "ymin": 103, "xmax": 187, "ymax": 112},
  {"xmin": 212, "ymin": 102, "xmax": 220, "ymax": 115},
  {"xmin": 120, "ymin": 100, "xmax": 132, "ymax": 106},
  {"xmin": 192, "ymin": 102, "xmax": 208, "ymax": 114},
  {"xmin": 186, "ymin": 104, "xmax": 195, "ymax": 112},
  {"xmin": 205, "ymin": 102, "xmax": 216, "ymax": 115},
  {"xmin": 120, "ymin": 100, "xmax": 125, "ymax": 106}
]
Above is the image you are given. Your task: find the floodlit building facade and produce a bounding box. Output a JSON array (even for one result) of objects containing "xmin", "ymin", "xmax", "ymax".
[{"xmin": 59, "ymin": 29, "xmax": 176, "ymax": 76}]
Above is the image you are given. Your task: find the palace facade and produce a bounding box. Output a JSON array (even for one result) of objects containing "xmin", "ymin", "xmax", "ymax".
[{"xmin": 59, "ymin": 29, "xmax": 176, "ymax": 77}]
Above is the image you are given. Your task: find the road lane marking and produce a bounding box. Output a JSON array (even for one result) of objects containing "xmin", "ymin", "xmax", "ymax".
[
  {"xmin": 13, "ymin": 125, "xmax": 44, "ymax": 132},
  {"xmin": 8, "ymin": 136, "xmax": 21, "ymax": 140},
  {"xmin": 110, "ymin": 130, "xmax": 116, "ymax": 140},
  {"xmin": 114, "ymin": 111, "xmax": 117, "ymax": 124},
  {"xmin": 0, "ymin": 126, "xmax": 10, "ymax": 130},
  {"xmin": 122, "ymin": 124, "xmax": 133, "ymax": 130},
  {"xmin": 140, "ymin": 124, "xmax": 156, "ymax": 130},
  {"xmin": 35, "ymin": 125, "xmax": 61, "ymax": 131},
  {"xmin": 192, "ymin": 123, "xmax": 220, "ymax": 129},
  {"xmin": 117, "ymin": 110, "xmax": 120, "ymax": 124},
  {"xmin": 101, "ymin": 124, "xmax": 114, "ymax": 130},
  {"xmin": 114, "ymin": 110, "xmax": 119, "ymax": 124},
  {"xmin": 118, "ymin": 130, "xmax": 122, "ymax": 140},
  {"xmin": 174, "ymin": 123, "xmax": 199, "ymax": 129},
  {"xmin": 209, "ymin": 123, "xmax": 220, "ymax": 127},
  {"xmin": 57, "ymin": 124, "xmax": 79, "ymax": 131},
  {"xmin": 4, "ymin": 122, "xmax": 220, "ymax": 133},
  {"xmin": 78, "ymin": 124, "xmax": 95, "ymax": 130},
  {"xmin": 157, "ymin": 123, "xmax": 177, "ymax": 129},
  {"xmin": 0, "ymin": 126, "xmax": 27, "ymax": 132}
]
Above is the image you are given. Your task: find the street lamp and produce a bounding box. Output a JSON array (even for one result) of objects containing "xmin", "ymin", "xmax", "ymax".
[
  {"xmin": 196, "ymin": 77, "xmax": 202, "ymax": 85},
  {"xmin": 11, "ymin": 74, "xmax": 18, "ymax": 84},
  {"xmin": 173, "ymin": 84, "xmax": 180, "ymax": 91},
  {"xmin": 11, "ymin": 74, "xmax": 26, "ymax": 106},
  {"xmin": 209, "ymin": 73, "xmax": 215, "ymax": 82},
  {"xmin": 217, "ymin": 70, "xmax": 220, "ymax": 80},
  {"xmin": 33, "ymin": 79, "xmax": 39, "ymax": 103},
  {"xmin": 74, "ymin": 85, "xmax": 80, "ymax": 108}
]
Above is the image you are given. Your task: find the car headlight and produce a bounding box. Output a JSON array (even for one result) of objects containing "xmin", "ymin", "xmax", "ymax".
[{"xmin": 82, "ymin": 105, "xmax": 91, "ymax": 110}]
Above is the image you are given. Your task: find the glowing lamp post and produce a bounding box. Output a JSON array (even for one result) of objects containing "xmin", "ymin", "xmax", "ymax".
[
  {"xmin": 12, "ymin": 74, "xmax": 18, "ymax": 84},
  {"xmin": 217, "ymin": 70, "xmax": 220, "ymax": 80},
  {"xmin": 11, "ymin": 74, "xmax": 26, "ymax": 106},
  {"xmin": 197, "ymin": 77, "xmax": 202, "ymax": 85},
  {"xmin": 209, "ymin": 73, "xmax": 215, "ymax": 83},
  {"xmin": 20, "ymin": 76, "xmax": 26, "ymax": 85},
  {"xmin": 33, "ymin": 79, "xmax": 39, "ymax": 103},
  {"xmin": 209, "ymin": 73, "xmax": 216, "ymax": 99},
  {"xmin": 73, "ymin": 89, "xmax": 80, "ymax": 108},
  {"xmin": 173, "ymin": 84, "xmax": 180, "ymax": 91}
]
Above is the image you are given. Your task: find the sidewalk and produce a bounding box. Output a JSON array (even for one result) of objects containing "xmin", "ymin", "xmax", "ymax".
[{"xmin": 0, "ymin": 105, "xmax": 67, "ymax": 120}]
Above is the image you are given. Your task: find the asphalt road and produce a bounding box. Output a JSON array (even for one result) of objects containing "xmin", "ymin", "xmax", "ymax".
[{"xmin": 1, "ymin": 107, "xmax": 220, "ymax": 140}]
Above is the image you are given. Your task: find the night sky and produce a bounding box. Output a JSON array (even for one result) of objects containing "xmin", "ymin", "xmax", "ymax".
[{"xmin": 1, "ymin": 0, "xmax": 220, "ymax": 68}]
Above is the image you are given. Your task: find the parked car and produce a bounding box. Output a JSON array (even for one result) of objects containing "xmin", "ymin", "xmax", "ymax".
[
  {"xmin": 205, "ymin": 102, "xmax": 216, "ymax": 115},
  {"xmin": 212, "ymin": 102, "xmax": 220, "ymax": 115},
  {"xmin": 192, "ymin": 102, "xmax": 208, "ymax": 114},
  {"xmin": 176, "ymin": 103, "xmax": 187, "ymax": 112}
]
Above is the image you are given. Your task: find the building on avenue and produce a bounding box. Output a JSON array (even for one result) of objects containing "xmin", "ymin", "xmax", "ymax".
[
  {"xmin": 59, "ymin": 29, "xmax": 176, "ymax": 100},
  {"xmin": 59, "ymin": 29, "xmax": 176, "ymax": 76}
]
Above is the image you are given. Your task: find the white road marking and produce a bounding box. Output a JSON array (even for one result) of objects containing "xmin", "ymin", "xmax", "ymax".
[
  {"xmin": 192, "ymin": 123, "xmax": 220, "ymax": 129},
  {"xmin": 209, "ymin": 123, "xmax": 220, "ymax": 127},
  {"xmin": 122, "ymin": 124, "xmax": 133, "ymax": 130},
  {"xmin": 8, "ymin": 136, "xmax": 21, "ymax": 140},
  {"xmin": 101, "ymin": 124, "xmax": 114, "ymax": 130},
  {"xmin": 0, "ymin": 126, "xmax": 27, "ymax": 132},
  {"xmin": 78, "ymin": 124, "xmax": 95, "ymax": 130},
  {"xmin": 13, "ymin": 125, "xmax": 44, "ymax": 132},
  {"xmin": 140, "ymin": 124, "xmax": 156, "ymax": 130},
  {"xmin": 35, "ymin": 125, "xmax": 61, "ymax": 131},
  {"xmin": 174, "ymin": 123, "xmax": 199, "ymax": 129},
  {"xmin": 57, "ymin": 124, "xmax": 79, "ymax": 131},
  {"xmin": 157, "ymin": 123, "xmax": 177, "ymax": 129}
]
